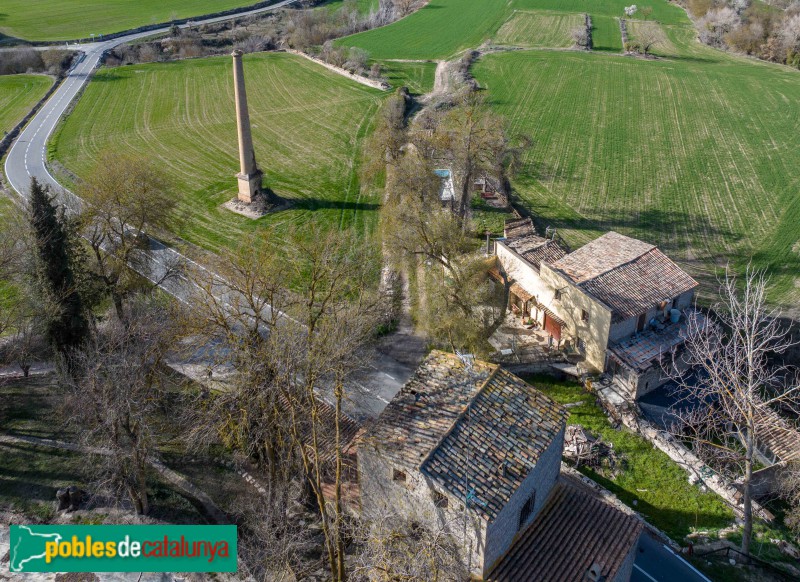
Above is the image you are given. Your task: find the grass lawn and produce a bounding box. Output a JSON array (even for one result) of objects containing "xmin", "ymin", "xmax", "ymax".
[
  {"xmin": 50, "ymin": 52, "xmax": 385, "ymax": 253},
  {"xmin": 378, "ymin": 60, "xmax": 437, "ymax": 94},
  {"xmin": 513, "ymin": 0, "xmax": 689, "ymax": 24},
  {"xmin": 0, "ymin": 74, "xmax": 52, "ymax": 134},
  {"xmin": 473, "ymin": 48, "xmax": 800, "ymax": 304},
  {"xmin": 495, "ymin": 10, "xmax": 584, "ymax": 49},
  {"xmin": 0, "ymin": 0, "xmax": 262, "ymax": 42},
  {"xmin": 524, "ymin": 374, "xmax": 734, "ymax": 541}
]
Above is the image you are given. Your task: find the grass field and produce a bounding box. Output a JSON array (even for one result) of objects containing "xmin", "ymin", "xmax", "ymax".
[
  {"xmin": 378, "ymin": 60, "xmax": 437, "ymax": 94},
  {"xmin": 338, "ymin": 0, "xmax": 688, "ymax": 59},
  {"xmin": 514, "ymin": 0, "xmax": 689, "ymax": 24},
  {"xmin": 337, "ymin": 0, "xmax": 511, "ymax": 59},
  {"xmin": 0, "ymin": 74, "xmax": 52, "ymax": 134},
  {"xmin": 50, "ymin": 53, "xmax": 384, "ymax": 252},
  {"xmin": 473, "ymin": 49, "xmax": 800, "ymax": 302},
  {"xmin": 0, "ymin": 0, "xmax": 262, "ymax": 42},
  {"xmin": 525, "ymin": 374, "xmax": 733, "ymax": 541},
  {"xmin": 495, "ymin": 10, "xmax": 583, "ymax": 48},
  {"xmin": 592, "ymin": 15, "xmax": 623, "ymax": 52},
  {"xmin": 628, "ymin": 21, "xmax": 683, "ymax": 57}
]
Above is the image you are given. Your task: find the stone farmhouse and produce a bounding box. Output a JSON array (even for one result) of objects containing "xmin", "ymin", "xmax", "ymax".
[
  {"xmin": 359, "ymin": 351, "xmax": 642, "ymax": 580},
  {"xmin": 495, "ymin": 218, "xmax": 700, "ymax": 400}
]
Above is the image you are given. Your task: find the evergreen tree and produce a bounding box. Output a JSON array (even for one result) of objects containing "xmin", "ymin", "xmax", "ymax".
[{"xmin": 27, "ymin": 177, "xmax": 88, "ymax": 354}]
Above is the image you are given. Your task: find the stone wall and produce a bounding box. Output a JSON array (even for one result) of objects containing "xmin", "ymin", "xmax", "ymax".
[
  {"xmin": 595, "ymin": 387, "xmax": 775, "ymax": 522},
  {"xmin": 540, "ymin": 264, "xmax": 613, "ymax": 372},
  {"xmin": 358, "ymin": 447, "xmax": 487, "ymax": 576},
  {"xmin": 483, "ymin": 427, "xmax": 564, "ymax": 574}
]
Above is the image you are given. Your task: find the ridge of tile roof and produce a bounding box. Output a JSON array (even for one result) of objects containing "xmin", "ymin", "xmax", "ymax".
[
  {"xmin": 550, "ymin": 231, "xmax": 655, "ymax": 284},
  {"xmin": 421, "ymin": 368, "xmax": 568, "ymax": 520},
  {"xmin": 548, "ymin": 232, "xmax": 697, "ymax": 321},
  {"xmin": 486, "ymin": 479, "xmax": 643, "ymax": 582},
  {"xmin": 365, "ymin": 350, "xmax": 568, "ymax": 521},
  {"xmin": 362, "ymin": 351, "xmax": 497, "ymax": 469}
]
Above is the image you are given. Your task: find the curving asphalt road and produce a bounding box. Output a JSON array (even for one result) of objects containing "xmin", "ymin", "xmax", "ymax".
[
  {"xmin": 4, "ymin": 0, "xmax": 299, "ymax": 203},
  {"xmin": 2, "ymin": 0, "xmax": 415, "ymax": 419}
]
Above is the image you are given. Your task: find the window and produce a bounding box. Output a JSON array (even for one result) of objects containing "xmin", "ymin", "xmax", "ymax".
[
  {"xmin": 518, "ymin": 491, "xmax": 536, "ymax": 530},
  {"xmin": 577, "ymin": 338, "xmax": 586, "ymax": 354},
  {"xmin": 433, "ymin": 491, "xmax": 448, "ymax": 509},
  {"xmin": 392, "ymin": 468, "xmax": 407, "ymax": 482},
  {"xmin": 581, "ymin": 309, "xmax": 589, "ymax": 322},
  {"xmin": 554, "ymin": 290, "xmax": 562, "ymax": 302}
]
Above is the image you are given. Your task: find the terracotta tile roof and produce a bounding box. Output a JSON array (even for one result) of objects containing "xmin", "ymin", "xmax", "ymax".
[
  {"xmin": 421, "ymin": 368, "xmax": 568, "ymax": 520},
  {"xmin": 550, "ymin": 232, "xmax": 697, "ymax": 321},
  {"xmin": 362, "ymin": 351, "xmax": 496, "ymax": 468},
  {"xmin": 364, "ymin": 351, "xmax": 568, "ymax": 521},
  {"xmin": 503, "ymin": 217, "xmax": 567, "ymax": 271},
  {"xmin": 508, "ymin": 235, "xmax": 568, "ymax": 271},
  {"xmin": 284, "ymin": 394, "xmax": 362, "ymax": 464},
  {"xmin": 755, "ymin": 404, "xmax": 800, "ymax": 463},
  {"xmin": 487, "ymin": 480, "xmax": 643, "ymax": 582},
  {"xmin": 551, "ymin": 232, "xmax": 655, "ymax": 284},
  {"xmin": 504, "ymin": 217, "xmax": 534, "ymax": 240}
]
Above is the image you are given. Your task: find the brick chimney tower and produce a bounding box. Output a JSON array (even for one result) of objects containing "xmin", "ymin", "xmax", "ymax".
[{"xmin": 231, "ymin": 50, "xmax": 262, "ymax": 203}]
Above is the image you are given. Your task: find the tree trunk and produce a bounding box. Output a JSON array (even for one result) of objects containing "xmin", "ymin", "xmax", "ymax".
[
  {"xmin": 742, "ymin": 431, "xmax": 754, "ymax": 556},
  {"xmin": 112, "ymin": 291, "xmax": 125, "ymax": 323},
  {"xmin": 334, "ymin": 380, "xmax": 346, "ymax": 582}
]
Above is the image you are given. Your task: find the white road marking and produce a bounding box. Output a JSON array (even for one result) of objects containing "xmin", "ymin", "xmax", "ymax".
[
  {"xmin": 383, "ymin": 372, "xmax": 396, "ymax": 380},
  {"xmin": 633, "ymin": 564, "xmax": 659, "ymax": 582},
  {"xmin": 660, "ymin": 544, "xmax": 712, "ymax": 582}
]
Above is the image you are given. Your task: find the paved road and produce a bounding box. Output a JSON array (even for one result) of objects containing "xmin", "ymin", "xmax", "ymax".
[
  {"xmin": 4, "ymin": 0, "xmax": 299, "ymax": 203},
  {"xmin": 633, "ymin": 532, "xmax": 712, "ymax": 582},
  {"xmin": 2, "ymin": 0, "xmax": 415, "ymax": 420}
]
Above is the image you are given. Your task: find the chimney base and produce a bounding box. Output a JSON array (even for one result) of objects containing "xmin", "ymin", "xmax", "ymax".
[{"xmin": 236, "ymin": 170, "xmax": 263, "ymax": 204}]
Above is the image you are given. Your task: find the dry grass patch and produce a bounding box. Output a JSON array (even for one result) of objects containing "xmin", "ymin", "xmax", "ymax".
[{"xmin": 495, "ymin": 10, "xmax": 585, "ymax": 48}]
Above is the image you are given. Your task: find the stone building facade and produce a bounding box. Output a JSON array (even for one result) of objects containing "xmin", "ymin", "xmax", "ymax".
[
  {"xmin": 358, "ymin": 351, "xmax": 568, "ymax": 577},
  {"xmin": 495, "ymin": 219, "xmax": 700, "ymax": 398}
]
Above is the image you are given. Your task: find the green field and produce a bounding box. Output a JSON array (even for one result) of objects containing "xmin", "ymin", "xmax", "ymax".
[
  {"xmin": 592, "ymin": 15, "xmax": 623, "ymax": 52},
  {"xmin": 337, "ymin": 0, "xmax": 511, "ymax": 59},
  {"xmin": 473, "ymin": 48, "xmax": 800, "ymax": 302},
  {"xmin": 495, "ymin": 10, "xmax": 584, "ymax": 48},
  {"xmin": 378, "ymin": 60, "xmax": 437, "ymax": 94},
  {"xmin": 338, "ymin": 0, "xmax": 688, "ymax": 59},
  {"xmin": 0, "ymin": 0, "xmax": 264, "ymax": 41},
  {"xmin": 51, "ymin": 53, "xmax": 384, "ymax": 252},
  {"xmin": 0, "ymin": 74, "xmax": 52, "ymax": 134}
]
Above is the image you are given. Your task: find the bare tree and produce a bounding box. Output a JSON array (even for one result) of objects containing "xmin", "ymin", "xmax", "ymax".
[
  {"xmin": 637, "ymin": 25, "xmax": 662, "ymax": 55},
  {"xmin": 60, "ymin": 297, "xmax": 177, "ymax": 514},
  {"xmin": 781, "ymin": 461, "xmax": 800, "ymax": 536},
  {"xmin": 425, "ymin": 94, "xmax": 510, "ymax": 229},
  {"xmin": 184, "ymin": 226, "xmax": 383, "ymax": 581},
  {"xmin": 352, "ymin": 508, "xmax": 469, "ymax": 581},
  {"xmin": 571, "ymin": 26, "xmax": 590, "ymax": 49},
  {"xmin": 79, "ymin": 151, "xmax": 178, "ymax": 322},
  {"xmin": 393, "ymin": 0, "xmax": 418, "ymax": 17},
  {"xmin": 668, "ymin": 268, "xmax": 800, "ymax": 555}
]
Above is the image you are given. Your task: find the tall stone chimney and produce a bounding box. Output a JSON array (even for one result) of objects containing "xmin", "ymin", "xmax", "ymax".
[{"xmin": 231, "ymin": 49, "xmax": 262, "ymax": 204}]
